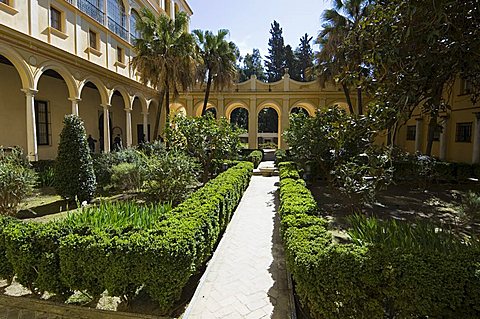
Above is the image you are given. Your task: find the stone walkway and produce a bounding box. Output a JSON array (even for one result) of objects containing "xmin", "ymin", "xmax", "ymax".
[{"xmin": 183, "ymin": 175, "xmax": 293, "ymax": 319}]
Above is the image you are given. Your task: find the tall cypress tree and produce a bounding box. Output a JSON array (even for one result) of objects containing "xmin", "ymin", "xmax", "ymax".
[
  {"xmin": 239, "ymin": 48, "xmax": 267, "ymax": 82},
  {"xmin": 284, "ymin": 45, "xmax": 300, "ymax": 81},
  {"xmin": 265, "ymin": 21, "xmax": 286, "ymax": 82},
  {"xmin": 295, "ymin": 33, "xmax": 315, "ymax": 82}
]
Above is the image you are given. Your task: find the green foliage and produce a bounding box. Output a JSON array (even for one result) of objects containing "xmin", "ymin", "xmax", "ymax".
[
  {"xmin": 166, "ymin": 115, "xmax": 243, "ymax": 182},
  {"xmin": 247, "ymin": 150, "xmax": 262, "ymax": 168},
  {"xmin": 285, "ymin": 108, "xmax": 392, "ymax": 203},
  {"xmin": 0, "ymin": 163, "xmax": 252, "ymax": 312},
  {"xmin": 238, "ymin": 48, "xmax": 266, "ymax": 82},
  {"xmin": 54, "ymin": 115, "xmax": 96, "ymax": 202},
  {"xmin": 143, "ymin": 150, "xmax": 199, "ymax": 205},
  {"xmin": 31, "ymin": 160, "xmax": 56, "ymax": 188},
  {"xmin": 274, "ymin": 149, "xmax": 287, "ymax": 165},
  {"xmin": 460, "ymin": 191, "xmax": 480, "ymax": 222},
  {"xmin": 111, "ymin": 163, "xmax": 143, "ymax": 191},
  {"xmin": 63, "ymin": 201, "xmax": 171, "ymax": 231},
  {"xmin": 278, "ymin": 162, "xmax": 300, "ymax": 180},
  {"xmin": 0, "ymin": 149, "xmax": 36, "ymax": 215},
  {"xmin": 265, "ymin": 20, "xmax": 286, "ymax": 82},
  {"xmin": 278, "ymin": 165, "xmax": 480, "ymax": 318},
  {"xmin": 92, "ymin": 148, "xmax": 144, "ymax": 190}
]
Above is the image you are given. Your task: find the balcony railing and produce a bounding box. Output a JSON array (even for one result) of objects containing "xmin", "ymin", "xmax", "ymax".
[
  {"xmin": 77, "ymin": 0, "xmax": 104, "ymax": 25},
  {"xmin": 108, "ymin": 17, "xmax": 128, "ymax": 40}
]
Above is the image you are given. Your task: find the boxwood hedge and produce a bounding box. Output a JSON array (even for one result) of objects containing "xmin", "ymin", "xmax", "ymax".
[
  {"xmin": 0, "ymin": 162, "xmax": 253, "ymax": 313},
  {"xmin": 278, "ymin": 162, "xmax": 480, "ymax": 318}
]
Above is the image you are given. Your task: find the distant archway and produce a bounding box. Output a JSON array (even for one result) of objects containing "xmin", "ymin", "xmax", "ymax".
[{"xmin": 257, "ymin": 106, "xmax": 279, "ymax": 149}]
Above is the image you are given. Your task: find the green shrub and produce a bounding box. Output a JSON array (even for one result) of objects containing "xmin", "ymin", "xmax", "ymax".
[
  {"xmin": 247, "ymin": 150, "xmax": 262, "ymax": 168},
  {"xmin": 143, "ymin": 150, "xmax": 199, "ymax": 205},
  {"xmin": 31, "ymin": 160, "xmax": 56, "ymax": 188},
  {"xmin": 278, "ymin": 164, "xmax": 480, "ymax": 318},
  {"xmin": 460, "ymin": 191, "xmax": 480, "ymax": 222},
  {"xmin": 274, "ymin": 149, "xmax": 287, "ymax": 165},
  {"xmin": 0, "ymin": 149, "xmax": 36, "ymax": 215},
  {"xmin": 55, "ymin": 115, "xmax": 96, "ymax": 202},
  {"xmin": 111, "ymin": 163, "xmax": 143, "ymax": 191},
  {"xmin": 278, "ymin": 162, "xmax": 300, "ymax": 180}
]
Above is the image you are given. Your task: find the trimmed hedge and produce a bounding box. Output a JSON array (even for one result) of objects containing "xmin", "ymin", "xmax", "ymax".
[
  {"xmin": 0, "ymin": 162, "xmax": 253, "ymax": 313},
  {"xmin": 247, "ymin": 150, "xmax": 263, "ymax": 168},
  {"xmin": 278, "ymin": 163, "xmax": 480, "ymax": 318}
]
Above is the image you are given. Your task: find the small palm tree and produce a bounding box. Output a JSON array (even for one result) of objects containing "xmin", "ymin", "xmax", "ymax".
[
  {"xmin": 192, "ymin": 29, "xmax": 238, "ymax": 116},
  {"xmin": 316, "ymin": 0, "xmax": 371, "ymax": 115},
  {"xmin": 131, "ymin": 9, "xmax": 195, "ymax": 138}
]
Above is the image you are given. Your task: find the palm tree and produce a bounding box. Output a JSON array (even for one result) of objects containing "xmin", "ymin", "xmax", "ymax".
[
  {"xmin": 316, "ymin": 0, "xmax": 371, "ymax": 115},
  {"xmin": 192, "ymin": 29, "xmax": 238, "ymax": 116},
  {"xmin": 131, "ymin": 9, "xmax": 195, "ymax": 139}
]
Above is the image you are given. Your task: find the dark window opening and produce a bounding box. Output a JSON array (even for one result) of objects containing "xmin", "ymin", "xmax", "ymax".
[
  {"xmin": 456, "ymin": 122, "xmax": 472, "ymax": 143},
  {"xmin": 35, "ymin": 100, "xmax": 50, "ymax": 146}
]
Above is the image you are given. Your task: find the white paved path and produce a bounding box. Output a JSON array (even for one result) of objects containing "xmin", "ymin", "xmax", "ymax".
[{"xmin": 183, "ymin": 176, "xmax": 293, "ymax": 319}]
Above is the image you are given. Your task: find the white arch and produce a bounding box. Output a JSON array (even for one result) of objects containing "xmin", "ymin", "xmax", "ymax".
[
  {"xmin": 33, "ymin": 61, "xmax": 78, "ymax": 98},
  {"xmin": 290, "ymin": 101, "xmax": 317, "ymax": 116},
  {"xmin": 108, "ymin": 86, "xmax": 131, "ymax": 109},
  {"xmin": 225, "ymin": 101, "xmax": 249, "ymax": 120},
  {"xmin": 132, "ymin": 93, "xmax": 148, "ymax": 113},
  {"xmin": 256, "ymin": 100, "xmax": 282, "ymax": 117},
  {"xmin": 194, "ymin": 101, "xmax": 216, "ymax": 117},
  {"xmin": 78, "ymin": 76, "xmax": 109, "ymax": 106},
  {"xmin": 0, "ymin": 46, "xmax": 34, "ymax": 89}
]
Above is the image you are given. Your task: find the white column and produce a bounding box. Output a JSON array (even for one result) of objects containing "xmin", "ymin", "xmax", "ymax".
[
  {"xmin": 142, "ymin": 112, "xmax": 149, "ymax": 142},
  {"xmin": 102, "ymin": 104, "xmax": 111, "ymax": 153},
  {"xmin": 248, "ymin": 97, "xmax": 258, "ymax": 149},
  {"xmin": 125, "ymin": 108, "xmax": 132, "ymax": 147},
  {"xmin": 280, "ymin": 98, "xmax": 290, "ymax": 150},
  {"xmin": 439, "ymin": 116, "xmax": 448, "ymax": 161},
  {"xmin": 472, "ymin": 113, "xmax": 480, "ymax": 164},
  {"xmin": 250, "ymin": 74, "xmax": 257, "ymax": 91},
  {"xmin": 170, "ymin": 0, "xmax": 175, "ymax": 19},
  {"xmin": 415, "ymin": 118, "xmax": 423, "ymax": 153},
  {"xmin": 69, "ymin": 97, "xmax": 80, "ymax": 116},
  {"xmin": 22, "ymin": 89, "xmax": 38, "ymax": 161}
]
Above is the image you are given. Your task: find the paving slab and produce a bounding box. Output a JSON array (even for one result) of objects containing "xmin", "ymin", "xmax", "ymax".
[{"xmin": 183, "ymin": 176, "xmax": 292, "ymax": 319}]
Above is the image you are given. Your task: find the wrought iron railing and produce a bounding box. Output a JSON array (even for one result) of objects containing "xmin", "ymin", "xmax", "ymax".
[
  {"xmin": 77, "ymin": 0, "xmax": 104, "ymax": 25},
  {"xmin": 108, "ymin": 17, "xmax": 128, "ymax": 40}
]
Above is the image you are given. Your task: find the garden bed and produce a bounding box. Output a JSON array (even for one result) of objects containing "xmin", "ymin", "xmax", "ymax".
[{"xmin": 0, "ymin": 162, "xmax": 253, "ymax": 318}]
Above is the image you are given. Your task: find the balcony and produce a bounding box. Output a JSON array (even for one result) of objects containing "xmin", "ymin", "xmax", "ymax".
[
  {"xmin": 108, "ymin": 17, "xmax": 128, "ymax": 41},
  {"xmin": 77, "ymin": 0, "xmax": 105, "ymax": 25}
]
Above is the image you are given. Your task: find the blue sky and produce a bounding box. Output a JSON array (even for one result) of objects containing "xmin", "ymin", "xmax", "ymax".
[{"xmin": 187, "ymin": 0, "xmax": 331, "ymax": 59}]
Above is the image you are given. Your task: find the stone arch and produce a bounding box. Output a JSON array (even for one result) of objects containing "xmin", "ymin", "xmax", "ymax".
[
  {"xmin": 257, "ymin": 101, "xmax": 282, "ymax": 149},
  {"xmin": 225, "ymin": 101, "xmax": 249, "ymax": 120},
  {"xmin": 78, "ymin": 76, "xmax": 109, "ymax": 106},
  {"xmin": 132, "ymin": 93, "xmax": 148, "ymax": 113},
  {"xmin": 0, "ymin": 46, "xmax": 33, "ymax": 89},
  {"xmin": 194, "ymin": 101, "xmax": 216, "ymax": 117},
  {"xmin": 257, "ymin": 100, "xmax": 282, "ymax": 117},
  {"xmin": 108, "ymin": 86, "xmax": 131, "ymax": 109},
  {"xmin": 33, "ymin": 61, "xmax": 78, "ymax": 98},
  {"xmin": 290, "ymin": 101, "xmax": 316, "ymax": 116},
  {"xmin": 171, "ymin": 102, "xmax": 187, "ymax": 117}
]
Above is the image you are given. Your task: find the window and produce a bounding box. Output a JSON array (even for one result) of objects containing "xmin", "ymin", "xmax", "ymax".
[
  {"xmin": 34, "ymin": 100, "xmax": 50, "ymax": 146},
  {"xmin": 462, "ymin": 78, "xmax": 473, "ymax": 95},
  {"xmin": 406, "ymin": 125, "xmax": 416, "ymax": 141},
  {"xmin": 89, "ymin": 29, "xmax": 98, "ymax": 50},
  {"xmin": 456, "ymin": 122, "xmax": 472, "ymax": 143},
  {"xmin": 50, "ymin": 7, "xmax": 62, "ymax": 31},
  {"xmin": 117, "ymin": 46, "xmax": 124, "ymax": 63},
  {"xmin": 129, "ymin": 10, "xmax": 141, "ymax": 43},
  {"xmin": 107, "ymin": 0, "xmax": 127, "ymax": 40},
  {"xmin": 0, "ymin": 0, "xmax": 9, "ymax": 5},
  {"xmin": 77, "ymin": 0, "xmax": 104, "ymax": 24}
]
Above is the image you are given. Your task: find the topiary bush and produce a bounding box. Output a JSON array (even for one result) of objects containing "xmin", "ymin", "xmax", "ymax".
[
  {"xmin": 54, "ymin": 115, "xmax": 96, "ymax": 202},
  {"xmin": 0, "ymin": 148, "xmax": 37, "ymax": 215},
  {"xmin": 247, "ymin": 150, "xmax": 263, "ymax": 168}
]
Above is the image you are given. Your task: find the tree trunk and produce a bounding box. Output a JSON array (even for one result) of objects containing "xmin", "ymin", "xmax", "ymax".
[
  {"xmin": 357, "ymin": 87, "xmax": 363, "ymax": 115},
  {"xmin": 165, "ymin": 82, "xmax": 170, "ymax": 118},
  {"xmin": 153, "ymin": 89, "xmax": 165, "ymax": 140},
  {"xmin": 202, "ymin": 71, "xmax": 213, "ymax": 116},
  {"xmin": 425, "ymin": 115, "xmax": 437, "ymax": 156},
  {"xmin": 341, "ymin": 83, "xmax": 355, "ymax": 114}
]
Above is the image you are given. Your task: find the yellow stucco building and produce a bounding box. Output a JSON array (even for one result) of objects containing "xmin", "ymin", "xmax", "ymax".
[{"xmin": 0, "ymin": 0, "xmax": 478, "ymax": 163}]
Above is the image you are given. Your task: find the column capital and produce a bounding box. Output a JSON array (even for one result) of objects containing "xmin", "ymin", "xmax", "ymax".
[
  {"xmin": 21, "ymin": 88, "xmax": 38, "ymax": 96},
  {"xmin": 141, "ymin": 112, "xmax": 149, "ymax": 116},
  {"xmin": 68, "ymin": 97, "xmax": 82, "ymax": 102},
  {"xmin": 124, "ymin": 108, "xmax": 132, "ymax": 113},
  {"xmin": 101, "ymin": 104, "xmax": 111, "ymax": 109}
]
